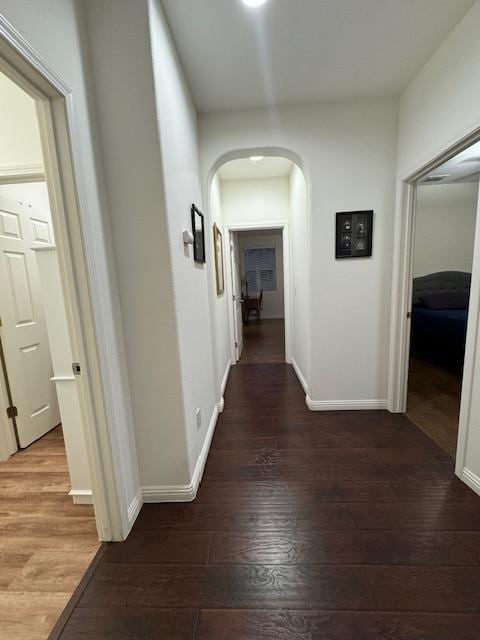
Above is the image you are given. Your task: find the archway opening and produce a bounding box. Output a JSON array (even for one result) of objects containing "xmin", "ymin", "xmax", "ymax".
[{"xmin": 208, "ymin": 152, "xmax": 310, "ymax": 395}]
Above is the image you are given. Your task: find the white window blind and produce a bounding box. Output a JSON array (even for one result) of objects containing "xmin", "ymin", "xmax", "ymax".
[{"xmin": 244, "ymin": 247, "xmax": 276, "ymax": 293}]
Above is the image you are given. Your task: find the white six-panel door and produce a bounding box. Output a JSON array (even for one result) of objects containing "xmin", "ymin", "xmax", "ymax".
[{"xmin": 0, "ymin": 195, "xmax": 60, "ymax": 448}]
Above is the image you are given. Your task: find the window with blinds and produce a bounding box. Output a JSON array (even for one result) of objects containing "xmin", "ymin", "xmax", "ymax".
[{"xmin": 244, "ymin": 247, "xmax": 276, "ymax": 293}]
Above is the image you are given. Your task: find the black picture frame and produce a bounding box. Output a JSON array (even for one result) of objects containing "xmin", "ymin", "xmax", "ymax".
[
  {"xmin": 335, "ymin": 210, "xmax": 373, "ymax": 259},
  {"xmin": 191, "ymin": 204, "xmax": 206, "ymax": 263}
]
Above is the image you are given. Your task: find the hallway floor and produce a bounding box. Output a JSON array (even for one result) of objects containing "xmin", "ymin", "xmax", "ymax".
[
  {"xmin": 56, "ymin": 364, "xmax": 480, "ymax": 639},
  {"xmin": 0, "ymin": 427, "xmax": 99, "ymax": 640},
  {"xmin": 239, "ymin": 318, "xmax": 285, "ymax": 364}
]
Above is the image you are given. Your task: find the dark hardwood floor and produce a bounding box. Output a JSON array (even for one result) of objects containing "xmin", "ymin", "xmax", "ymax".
[
  {"xmin": 239, "ymin": 318, "xmax": 285, "ymax": 364},
  {"xmin": 54, "ymin": 364, "xmax": 480, "ymax": 639},
  {"xmin": 407, "ymin": 356, "xmax": 462, "ymax": 458}
]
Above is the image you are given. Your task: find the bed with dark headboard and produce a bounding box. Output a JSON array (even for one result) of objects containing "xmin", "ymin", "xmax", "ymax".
[{"xmin": 410, "ymin": 271, "xmax": 471, "ymax": 373}]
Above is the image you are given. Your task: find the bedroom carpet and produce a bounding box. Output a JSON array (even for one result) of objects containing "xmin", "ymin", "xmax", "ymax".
[{"xmin": 53, "ymin": 363, "xmax": 480, "ymax": 640}]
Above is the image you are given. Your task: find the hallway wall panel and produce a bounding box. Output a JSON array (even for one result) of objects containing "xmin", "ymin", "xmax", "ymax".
[{"xmin": 200, "ymin": 97, "xmax": 399, "ymax": 407}]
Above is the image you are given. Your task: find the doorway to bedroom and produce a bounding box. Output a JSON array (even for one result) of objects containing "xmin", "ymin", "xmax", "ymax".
[{"xmin": 406, "ymin": 144, "xmax": 480, "ymax": 458}]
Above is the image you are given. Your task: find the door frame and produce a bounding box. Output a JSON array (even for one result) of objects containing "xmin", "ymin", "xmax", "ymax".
[
  {"xmin": 223, "ymin": 221, "xmax": 292, "ymax": 364},
  {"xmin": 388, "ymin": 126, "xmax": 480, "ymax": 478},
  {"xmin": 228, "ymin": 231, "xmax": 243, "ymax": 362},
  {"xmin": 0, "ymin": 17, "xmax": 127, "ymax": 540}
]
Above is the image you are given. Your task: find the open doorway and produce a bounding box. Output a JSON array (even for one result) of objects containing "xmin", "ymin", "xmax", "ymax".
[
  {"xmin": 233, "ymin": 228, "xmax": 286, "ymax": 364},
  {"xmin": 405, "ymin": 143, "xmax": 480, "ymax": 458},
  {"xmin": 0, "ymin": 58, "xmax": 103, "ymax": 640}
]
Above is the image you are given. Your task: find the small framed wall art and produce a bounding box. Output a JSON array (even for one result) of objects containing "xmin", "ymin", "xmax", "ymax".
[
  {"xmin": 191, "ymin": 204, "xmax": 206, "ymax": 263},
  {"xmin": 213, "ymin": 223, "xmax": 224, "ymax": 295},
  {"xmin": 336, "ymin": 210, "xmax": 373, "ymax": 259}
]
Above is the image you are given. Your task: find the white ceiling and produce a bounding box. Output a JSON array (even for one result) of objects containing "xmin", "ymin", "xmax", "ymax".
[
  {"xmin": 218, "ymin": 156, "xmax": 293, "ymax": 180},
  {"xmin": 421, "ymin": 141, "xmax": 480, "ymax": 185},
  {"xmin": 161, "ymin": 0, "xmax": 475, "ymax": 113}
]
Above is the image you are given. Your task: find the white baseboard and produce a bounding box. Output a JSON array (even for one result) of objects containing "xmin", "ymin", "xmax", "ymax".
[
  {"xmin": 460, "ymin": 467, "xmax": 480, "ymax": 497},
  {"xmin": 216, "ymin": 358, "xmax": 231, "ymax": 414},
  {"xmin": 127, "ymin": 489, "xmax": 143, "ymax": 524},
  {"xmin": 142, "ymin": 401, "xmax": 219, "ymax": 503},
  {"xmin": 220, "ymin": 358, "xmax": 231, "ymax": 396},
  {"xmin": 291, "ymin": 358, "xmax": 308, "ymax": 394},
  {"xmin": 191, "ymin": 402, "xmax": 218, "ymax": 492},
  {"xmin": 306, "ymin": 397, "xmax": 389, "ymax": 411},
  {"xmin": 69, "ymin": 489, "xmax": 93, "ymax": 505},
  {"xmin": 142, "ymin": 484, "xmax": 196, "ymax": 502}
]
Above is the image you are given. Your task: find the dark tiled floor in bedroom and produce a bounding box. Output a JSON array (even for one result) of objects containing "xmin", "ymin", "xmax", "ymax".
[{"xmin": 55, "ymin": 364, "xmax": 480, "ymax": 639}]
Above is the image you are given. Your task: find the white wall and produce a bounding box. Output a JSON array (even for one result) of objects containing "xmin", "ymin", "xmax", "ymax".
[
  {"xmin": 85, "ymin": 0, "xmax": 219, "ymax": 495},
  {"xmin": 84, "ymin": 0, "xmax": 189, "ymax": 489},
  {"xmin": 149, "ymin": 0, "xmax": 218, "ymax": 479},
  {"xmin": 290, "ymin": 165, "xmax": 310, "ymax": 386},
  {"xmin": 0, "ymin": 72, "xmax": 43, "ymax": 171},
  {"xmin": 200, "ymin": 98, "xmax": 399, "ymax": 406},
  {"xmin": 219, "ymin": 176, "xmax": 290, "ymax": 320},
  {"xmin": 220, "ymin": 177, "xmax": 291, "ymax": 225},
  {"xmin": 398, "ymin": 1, "xmax": 480, "ymax": 177},
  {"xmin": 414, "ymin": 182, "xmax": 479, "ymax": 277},
  {"xmin": 238, "ymin": 231, "xmax": 284, "ymax": 319},
  {"xmin": 1, "ymin": 0, "xmax": 141, "ymax": 537}
]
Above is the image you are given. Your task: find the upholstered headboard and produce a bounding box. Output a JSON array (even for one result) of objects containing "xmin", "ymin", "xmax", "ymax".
[{"xmin": 412, "ymin": 271, "xmax": 471, "ymax": 305}]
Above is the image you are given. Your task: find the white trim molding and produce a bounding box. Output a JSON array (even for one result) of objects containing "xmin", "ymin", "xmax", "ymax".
[
  {"xmin": 142, "ymin": 401, "xmax": 220, "ymax": 503},
  {"xmin": 306, "ymin": 397, "xmax": 388, "ymax": 411},
  {"xmin": 0, "ymin": 163, "xmax": 45, "ymax": 184},
  {"xmin": 459, "ymin": 468, "xmax": 480, "ymax": 497},
  {"xmin": 127, "ymin": 489, "xmax": 143, "ymax": 526},
  {"xmin": 142, "ymin": 483, "xmax": 196, "ymax": 503},
  {"xmin": 69, "ymin": 489, "xmax": 93, "ymax": 505},
  {"xmin": 221, "ymin": 358, "xmax": 231, "ymax": 396},
  {"xmin": 291, "ymin": 357, "xmax": 308, "ymax": 394},
  {"xmin": 215, "ymin": 358, "xmax": 231, "ymax": 414}
]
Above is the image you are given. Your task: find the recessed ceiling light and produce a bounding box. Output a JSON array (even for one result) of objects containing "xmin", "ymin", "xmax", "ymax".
[
  {"xmin": 242, "ymin": 0, "xmax": 268, "ymax": 8},
  {"xmin": 250, "ymin": 155, "xmax": 264, "ymax": 162}
]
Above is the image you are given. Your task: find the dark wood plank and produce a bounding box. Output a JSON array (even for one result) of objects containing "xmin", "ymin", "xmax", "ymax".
[
  {"xmin": 196, "ymin": 480, "xmax": 399, "ymax": 505},
  {"xmin": 102, "ymin": 531, "xmax": 212, "ymax": 564},
  {"xmin": 238, "ymin": 319, "xmax": 285, "ymax": 364},
  {"xmin": 136, "ymin": 503, "xmax": 354, "ymax": 531},
  {"xmin": 78, "ymin": 563, "xmax": 374, "ymax": 610},
  {"xmin": 407, "ymin": 355, "xmax": 461, "ymax": 458},
  {"xmin": 390, "ymin": 477, "xmax": 479, "ymax": 502},
  {"xmin": 196, "ymin": 610, "xmax": 480, "ymax": 640},
  {"xmin": 365, "ymin": 566, "xmax": 480, "ymax": 612},
  {"xmin": 59, "ymin": 608, "xmax": 198, "ymax": 640},
  {"xmin": 202, "ymin": 457, "xmax": 452, "ymax": 482},
  {"xmin": 348, "ymin": 503, "xmax": 480, "ymax": 530},
  {"xmin": 209, "ymin": 530, "xmax": 480, "ymax": 566}
]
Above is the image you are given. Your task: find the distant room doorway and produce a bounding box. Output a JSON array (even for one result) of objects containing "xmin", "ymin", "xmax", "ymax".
[
  {"xmin": 235, "ymin": 229, "xmax": 285, "ymax": 364},
  {"xmin": 406, "ymin": 147, "xmax": 480, "ymax": 458}
]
